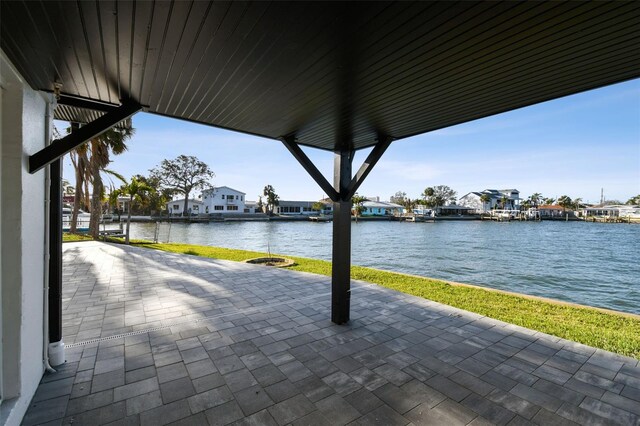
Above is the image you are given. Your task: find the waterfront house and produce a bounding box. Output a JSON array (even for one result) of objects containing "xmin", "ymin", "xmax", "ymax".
[
  {"xmin": 437, "ymin": 203, "xmax": 476, "ymax": 216},
  {"xmin": 583, "ymin": 204, "xmax": 640, "ymax": 219},
  {"xmin": 275, "ymin": 200, "xmax": 320, "ymax": 215},
  {"xmin": 459, "ymin": 189, "xmax": 521, "ymax": 213},
  {"xmin": 538, "ymin": 204, "xmax": 568, "ymax": 218},
  {"xmin": 202, "ymin": 186, "xmax": 248, "ymax": 213},
  {"xmin": 360, "ymin": 200, "xmax": 404, "ymax": 216},
  {"xmin": 166, "ymin": 199, "xmax": 205, "ymax": 216}
]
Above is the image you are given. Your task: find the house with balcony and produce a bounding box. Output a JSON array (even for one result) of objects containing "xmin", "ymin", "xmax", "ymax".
[
  {"xmin": 202, "ymin": 186, "xmax": 251, "ymax": 214},
  {"xmin": 458, "ymin": 189, "xmax": 521, "ymax": 213}
]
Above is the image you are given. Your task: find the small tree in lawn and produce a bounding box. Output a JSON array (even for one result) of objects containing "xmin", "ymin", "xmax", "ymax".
[
  {"xmin": 263, "ymin": 185, "xmax": 280, "ymax": 216},
  {"xmin": 112, "ymin": 177, "xmax": 153, "ymax": 244},
  {"xmin": 150, "ymin": 155, "xmax": 215, "ymax": 218}
]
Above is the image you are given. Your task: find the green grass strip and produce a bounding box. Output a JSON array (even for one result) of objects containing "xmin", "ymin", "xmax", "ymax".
[
  {"xmin": 65, "ymin": 235, "xmax": 640, "ymax": 359},
  {"xmin": 61, "ymin": 233, "xmax": 94, "ymax": 242}
]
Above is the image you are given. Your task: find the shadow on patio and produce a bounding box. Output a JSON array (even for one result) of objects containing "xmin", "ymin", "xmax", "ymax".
[{"xmin": 23, "ymin": 242, "xmax": 640, "ymax": 425}]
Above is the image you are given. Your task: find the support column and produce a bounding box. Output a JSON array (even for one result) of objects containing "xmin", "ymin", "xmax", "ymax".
[
  {"xmin": 48, "ymin": 158, "xmax": 64, "ymax": 365},
  {"xmin": 280, "ymin": 135, "xmax": 392, "ymax": 325},
  {"xmin": 331, "ymin": 150, "xmax": 353, "ymax": 324}
]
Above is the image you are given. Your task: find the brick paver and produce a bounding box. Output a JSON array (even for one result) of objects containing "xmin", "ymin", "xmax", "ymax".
[{"xmin": 23, "ymin": 241, "xmax": 640, "ymax": 425}]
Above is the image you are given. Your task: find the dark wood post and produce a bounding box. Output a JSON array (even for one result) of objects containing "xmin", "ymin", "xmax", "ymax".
[{"xmin": 331, "ymin": 150, "xmax": 353, "ymax": 324}]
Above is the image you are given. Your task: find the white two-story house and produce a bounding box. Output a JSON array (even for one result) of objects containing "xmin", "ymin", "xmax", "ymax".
[
  {"xmin": 202, "ymin": 186, "xmax": 251, "ymax": 214},
  {"xmin": 458, "ymin": 189, "xmax": 520, "ymax": 213}
]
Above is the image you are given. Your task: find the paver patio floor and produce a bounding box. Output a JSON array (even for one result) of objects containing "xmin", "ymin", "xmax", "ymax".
[{"xmin": 23, "ymin": 242, "xmax": 640, "ymax": 425}]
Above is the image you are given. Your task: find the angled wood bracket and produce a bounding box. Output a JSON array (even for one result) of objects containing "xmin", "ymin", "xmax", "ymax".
[
  {"xmin": 57, "ymin": 94, "xmax": 121, "ymax": 113},
  {"xmin": 29, "ymin": 98, "xmax": 142, "ymax": 174},
  {"xmin": 345, "ymin": 134, "xmax": 393, "ymax": 200},
  {"xmin": 280, "ymin": 135, "xmax": 339, "ymax": 201}
]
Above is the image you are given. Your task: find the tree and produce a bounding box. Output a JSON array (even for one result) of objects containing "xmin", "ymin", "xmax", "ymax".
[
  {"xmin": 400, "ymin": 198, "xmax": 416, "ymax": 214},
  {"xmin": 557, "ymin": 195, "xmax": 573, "ymax": 211},
  {"xmin": 351, "ymin": 194, "xmax": 367, "ymax": 221},
  {"xmin": 150, "ymin": 155, "xmax": 215, "ymax": 218},
  {"xmin": 262, "ymin": 185, "xmax": 280, "ymax": 216},
  {"xmin": 421, "ymin": 187, "xmax": 435, "ymax": 205},
  {"xmin": 480, "ymin": 193, "xmax": 491, "ymax": 210},
  {"xmin": 111, "ymin": 177, "xmax": 153, "ymax": 244},
  {"xmin": 390, "ymin": 191, "xmax": 407, "ymax": 204},
  {"xmin": 127, "ymin": 174, "xmax": 172, "ymax": 215},
  {"xmin": 500, "ymin": 195, "xmax": 509, "ymax": 209},
  {"xmin": 86, "ymin": 126, "xmax": 134, "ymax": 238},
  {"xmin": 543, "ymin": 197, "xmax": 556, "ymax": 205},
  {"xmin": 529, "ymin": 193, "xmax": 542, "ymax": 208},
  {"xmin": 69, "ymin": 143, "xmax": 90, "ymax": 233},
  {"xmin": 626, "ymin": 195, "xmax": 640, "ymax": 205},
  {"xmin": 573, "ymin": 197, "xmax": 583, "ymax": 211},
  {"xmin": 422, "ymin": 185, "xmax": 456, "ymax": 209},
  {"xmin": 256, "ymin": 196, "xmax": 265, "ymax": 213},
  {"xmin": 312, "ymin": 201, "xmax": 326, "ymax": 213}
]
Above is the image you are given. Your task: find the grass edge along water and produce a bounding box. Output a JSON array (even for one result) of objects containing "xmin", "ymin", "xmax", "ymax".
[{"xmin": 64, "ymin": 235, "xmax": 640, "ymax": 359}]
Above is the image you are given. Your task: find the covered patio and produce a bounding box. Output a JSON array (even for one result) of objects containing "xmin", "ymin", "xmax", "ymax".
[
  {"xmin": 22, "ymin": 242, "xmax": 640, "ymax": 425},
  {"xmin": 2, "ymin": 1, "xmax": 640, "ymax": 423}
]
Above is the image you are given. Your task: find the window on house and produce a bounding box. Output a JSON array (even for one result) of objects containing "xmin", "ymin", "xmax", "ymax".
[
  {"xmin": 241, "ymin": 196, "xmax": 243, "ymax": 201},
  {"xmin": 235, "ymin": 195, "xmax": 239, "ymax": 200},
  {"xmin": 221, "ymin": 195, "xmax": 225, "ymax": 199},
  {"xmin": 227, "ymin": 205, "xmax": 238, "ymax": 211},
  {"xmin": 173, "ymin": 205, "xmax": 179, "ymax": 210},
  {"xmin": 214, "ymin": 205, "xmax": 224, "ymax": 210}
]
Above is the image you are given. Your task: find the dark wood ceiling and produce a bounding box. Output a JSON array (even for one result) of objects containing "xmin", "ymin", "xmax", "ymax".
[{"xmin": 2, "ymin": 1, "xmax": 639, "ymax": 151}]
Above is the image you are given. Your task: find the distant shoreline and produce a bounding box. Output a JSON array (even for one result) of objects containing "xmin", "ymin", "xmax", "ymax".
[{"xmin": 110, "ymin": 214, "xmax": 637, "ymax": 224}]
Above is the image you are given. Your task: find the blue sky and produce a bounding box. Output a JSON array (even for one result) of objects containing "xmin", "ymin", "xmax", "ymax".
[{"xmin": 61, "ymin": 79, "xmax": 640, "ymax": 204}]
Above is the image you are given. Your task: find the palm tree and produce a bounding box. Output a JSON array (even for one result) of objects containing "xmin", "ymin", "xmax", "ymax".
[
  {"xmin": 529, "ymin": 193, "xmax": 542, "ymax": 208},
  {"xmin": 573, "ymin": 197, "xmax": 583, "ymax": 210},
  {"xmin": 262, "ymin": 185, "xmax": 280, "ymax": 216},
  {"xmin": 557, "ymin": 195, "xmax": 573, "ymax": 211},
  {"xmin": 480, "ymin": 193, "xmax": 491, "ymax": 211},
  {"xmin": 112, "ymin": 176, "xmax": 152, "ymax": 244},
  {"xmin": 69, "ymin": 143, "xmax": 90, "ymax": 233},
  {"xmin": 421, "ymin": 187, "xmax": 435, "ymax": 207},
  {"xmin": 351, "ymin": 194, "xmax": 367, "ymax": 222},
  {"xmin": 88, "ymin": 126, "xmax": 134, "ymax": 238},
  {"xmin": 500, "ymin": 195, "xmax": 509, "ymax": 209}
]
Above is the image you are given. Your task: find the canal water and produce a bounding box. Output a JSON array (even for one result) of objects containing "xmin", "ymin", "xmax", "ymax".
[{"xmin": 129, "ymin": 220, "xmax": 640, "ymax": 315}]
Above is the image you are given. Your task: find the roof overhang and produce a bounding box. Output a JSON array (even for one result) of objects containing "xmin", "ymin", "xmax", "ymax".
[{"xmin": 2, "ymin": 1, "xmax": 639, "ymax": 151}]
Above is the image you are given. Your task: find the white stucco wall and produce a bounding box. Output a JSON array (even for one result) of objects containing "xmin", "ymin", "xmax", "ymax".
[{"xmin": 1, "ymin": 50, "xmax": 48, "ymax": 425}]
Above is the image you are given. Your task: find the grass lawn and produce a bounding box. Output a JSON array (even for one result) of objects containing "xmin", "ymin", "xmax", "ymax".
[
  {"xmin": 63, "ymin": 234, "xmax": 640, "ymax": 359},
  {"xmin": 61, "ymin": 233, "xmax": 94, "ymax": 242}
]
